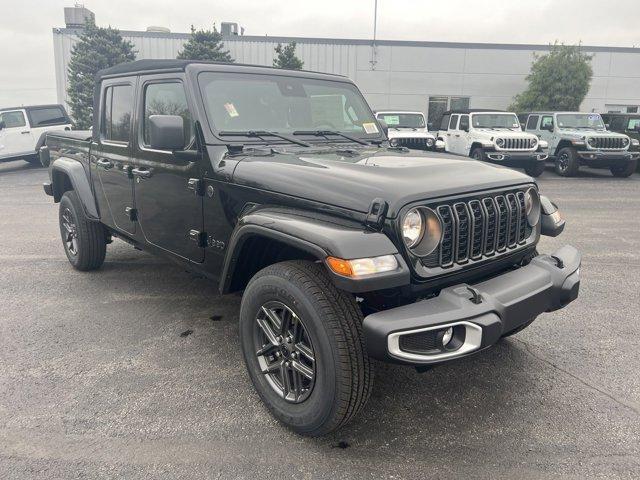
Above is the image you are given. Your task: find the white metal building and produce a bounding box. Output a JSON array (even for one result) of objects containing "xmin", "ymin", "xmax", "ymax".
[{"xmin": 53, "ymin": 7, "xmax": 640, "ymax": 126}]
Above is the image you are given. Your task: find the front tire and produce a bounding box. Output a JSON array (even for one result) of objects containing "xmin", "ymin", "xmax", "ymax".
[
  {"xmin": 610, "ymin": 160, "xmax": 637, "ymax": 177},
  {"xmin": 59, "ymin": 190, "xmax": 107, "ymax": 271},
  {"xmin": 471, "ymin": 147, "xmax": 485, "ymax": 161},
  {"xmin": 524, "ymin": 162, "xmax": 546, "ymax": 177},
  {"xmin": 555, "ymin": 147, "xmax": 580, "ymax": 176},
  {"xmin": 239, "ymin": 260, "xmax": 373, "ymax": 436}
]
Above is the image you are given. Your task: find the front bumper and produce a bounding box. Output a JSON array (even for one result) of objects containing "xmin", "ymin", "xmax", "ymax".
[
  {"xmin": 485, "ymin": 150, "xmax": 548, "ymax": 166},
  {"xmin": 576, "ymin": 150, "xmax": 639, "ymax": 163},
  {"xmin": 363, "ymin": 245, "xmax": 580, "ymax": 365}
]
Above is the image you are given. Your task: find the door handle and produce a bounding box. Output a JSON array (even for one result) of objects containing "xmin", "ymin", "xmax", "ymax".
[
  {"xmin": 96, "ymin": 158, "xmax": 113, "ymax": 169},
  {"xmin": 21, "ymin": 131, "xmax": 31, "ymax": 135},
  {"xmin": 131, "ymin": 167, "xmax": 152, "ymax": 179},
  {"xmin": 455, "ymin": 134, "xmax": 460, "ymax": 137}
]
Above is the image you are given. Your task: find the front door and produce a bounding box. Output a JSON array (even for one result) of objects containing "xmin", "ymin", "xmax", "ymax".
[
  {"xmin": 91, "ymin": 79, "xmax": 136, "ymax": 235},
  {"xmin": 0, "ymin": 109, "xmax": 34, "ymax": 159},
  {"xmin": 538, "ymin": 115, "xmax": 556, "ymax": 150},
  {"xmin": 445, "ymin": 114, "xmax": 461, "ymax": 154},
  {"xmin": 132, "ymin": 76, "xmax": 204, "ymax": 263}
]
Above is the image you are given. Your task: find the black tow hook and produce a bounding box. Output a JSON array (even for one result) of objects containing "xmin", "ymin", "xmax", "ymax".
[
  {"xmin": 550, "ymin": 255, "xmax": 564, "ymax": 268},
  {"xmin": 466, "ymin": 286, "xmax": 483, "ymax": 305}
]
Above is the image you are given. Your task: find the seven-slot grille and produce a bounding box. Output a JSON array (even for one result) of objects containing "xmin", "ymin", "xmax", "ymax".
[
  {"xmin": 497, "ymin": 137, "xmax": 535, "ymax": 150},
  {"xmin": 423, "ymin": 190, "xmax": 533, "ymax": 269},
  {"xmin": 588, "ymin": 136, "xmax": 627, "ymax": 150},
  {"xmin": 396, "ymin": 137, "xmax": 429, "ymax": 149}
]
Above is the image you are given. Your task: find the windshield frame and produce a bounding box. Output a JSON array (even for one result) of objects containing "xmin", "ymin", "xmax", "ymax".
[
  {"xmin": 194, "ymin": 68, "xmax": 384, "ymax": 146},
  {"xmin": 470, "ymin": 113, "xmax": 521, "ymax": 130},
  {"xmin": 556, "ymin": 113, "xmax": 606, "ymax": 130}
]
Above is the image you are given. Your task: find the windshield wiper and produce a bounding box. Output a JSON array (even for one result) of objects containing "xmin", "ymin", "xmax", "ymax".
[
  {"xmin": 219, "ymin": 130, "xmax": 310, "ymax": 147},
  {"xmin": 292, "ymin": 130, "xmax": 370, "ymax": 146}
]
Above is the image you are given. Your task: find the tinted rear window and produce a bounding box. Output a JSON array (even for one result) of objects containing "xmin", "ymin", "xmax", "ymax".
[
  {"xmin": 28, "ymin": 107, "xmax": 68, "ymax": 127},
  {"xmin": 0, "ymin": 110, "xmax": 26, "ymax": 128}
]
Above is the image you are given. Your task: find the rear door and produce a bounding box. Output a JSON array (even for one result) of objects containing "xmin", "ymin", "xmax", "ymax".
[
  {"xmin": 91, "ymin": 78, "xmax": 137, "ymax": 234},
  {"xmin": 131, "ymin": 74, "xmax": 205, "ymax": 263},
  {"xmin": 0, "ymin": 109, "xmax": 34, "ymax": 159},
  {"xmin": 26, "ymin": 105, "xmax": 72, "ymax": 141}
]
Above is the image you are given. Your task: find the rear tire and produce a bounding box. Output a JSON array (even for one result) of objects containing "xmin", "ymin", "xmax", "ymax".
[
  {"xmin": 59, "ymin": 190, "xmax": 107, "ymax": 271},
  {"xmin": 25, "ymin": 154, "xmax": 43, "ymax": 167},
  {"xmin": 610, "ymin": 160, "xmax": 637, "ymax": 177},
  {"xmin": 555, "ymin": 147, "xmax": 580, "ymax": 176},
  {"xmin": 524, "ymin": 162, "xmax": 546, "ymax": 177},
  {"xmin": 239, "ymin": 260, "xmax": 373, "ymax": 436}
]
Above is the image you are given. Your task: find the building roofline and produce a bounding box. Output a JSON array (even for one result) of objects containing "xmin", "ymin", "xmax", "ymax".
[{"xmin": 52, "ymin": 27, "xmax": 640, "ymax": 54}]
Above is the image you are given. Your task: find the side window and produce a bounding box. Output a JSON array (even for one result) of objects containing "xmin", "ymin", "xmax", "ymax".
[
  {"xmin": 608, "ymin": 116, "xmax": 625, "ymax": 130},
  {"xmin": 0, "ymin": 111, "xmax": 26, "ymax": 128},
  {"xmin": 439, "ymin": 114, "xmax": 450, "ymax": 131},
  {"xmin": 540, "ymin": 115, "xmax": 554, "ymax": 130},
  {"xmin": 448, "ymin": 114, "xmax": 459, "ymax": 131},
  {"xmin": 28, "ymin": 107, "xmax": 68, "ymax": 127},
  {"xmin": 459, "ymin": 115, "xmax": 469, "ymax": 131},
  {"xmin": 103, "ymin": 85, "xmax": 133, "ymax": 143},
  {"xmin": 143, "ymin": 82, "xmax": 193, "ymax": 149},
  {"xmin": 627, "ymin": 118, "xmax": 640, "ymax": 131},
  {"xmin": 526, "ymin": 115, "xmax": 539, "ymax": 131}
]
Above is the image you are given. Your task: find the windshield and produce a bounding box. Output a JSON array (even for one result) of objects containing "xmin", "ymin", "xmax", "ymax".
[
  {"xmin": 471, "ymin": 113, "xmax": 521, "ymax": 129},
  {"xmin": 557, "ymin": 113, "xmax": 605, "ymax": 130},
  {"xmin": 377, "ymin": 113, "xmax": 425, "ymax": 128},
  {"xmin": 198, "ymin": 72, "xmax": 380, "ymax": 139}
]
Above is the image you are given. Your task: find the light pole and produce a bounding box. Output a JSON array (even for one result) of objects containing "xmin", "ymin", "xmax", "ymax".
[{"xmin": 370, "ymin": 0, "xmax": 378, "ymax": 70}]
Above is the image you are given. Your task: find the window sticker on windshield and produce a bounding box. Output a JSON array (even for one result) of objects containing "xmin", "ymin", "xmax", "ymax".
[
  {"xmin": 224, "ymin": 103, "xmax": 239, "ymax": 117},
  {"xmin": 362, "ymin": 122, "xmax": 379, "ymax": 134},
  {"xmin": 588, "ymin": 114, "xmax": 599, "ymax": 121},
  {"xmin": 383, "ymin": 115, "xmax": 400, "ymax": 125}
]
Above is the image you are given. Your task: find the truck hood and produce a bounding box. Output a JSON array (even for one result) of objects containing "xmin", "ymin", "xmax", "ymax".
[
  {"xmin": 473, "ymin": 129, "xmax": 537, "ymax": 139},
  {"xmin": 557, "ymin": 128, "xmax": 627, "ymax": 139},
  {"xmin": 387, "ymin": 128, "xmax": 435, "ymax": 140},
  {"xmin": 229, "ymin": 146, "xmax": 532, "ymax": 218}
]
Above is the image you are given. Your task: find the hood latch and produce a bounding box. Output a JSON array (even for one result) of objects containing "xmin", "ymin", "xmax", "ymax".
[{"xmin": 365, "ymin": 198, "xmax": 388, "ymax": 231}]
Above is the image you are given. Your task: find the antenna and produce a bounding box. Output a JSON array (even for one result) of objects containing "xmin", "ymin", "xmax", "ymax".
[{"xmin": 370, "ymin": 0, "xmax": 378, "ymax": 70}]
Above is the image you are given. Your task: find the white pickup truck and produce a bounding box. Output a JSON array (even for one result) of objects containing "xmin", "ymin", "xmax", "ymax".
[
  {"xmin": 375, "ymin": 111, "xmax": 439, "ymax": 150},
  {"xmin": 0, "ymin": 104, "xmax": 72, "ymax": 166}
]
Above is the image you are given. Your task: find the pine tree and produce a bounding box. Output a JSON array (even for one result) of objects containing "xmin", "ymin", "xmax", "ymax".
[
  {"xmin": 273, "ymin": 42, "xmax": 304, "ymax": 70},
  {"xmin": 511, "ymin": 43, "xmax": 593, "ymax": 111},
  {"xmin": 177, "ymin": 26, "xmax": 234, "ymax": 62},
  {"xmin": 67, "ymin": 18, "xmax": 136, "ymax": 129}
]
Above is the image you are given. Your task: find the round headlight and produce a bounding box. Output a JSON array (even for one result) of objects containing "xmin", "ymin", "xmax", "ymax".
[
  {"xmin": 426, "ymin": 138, "xmax": 434, "ymax": 147},
  {"xmin": 530, "ymin": 137, "xmax": 538, "ymax": 148},
  {"xmin": 496, "ymin": 138, "xmax": 505, "ymax": 147},
  {"xmin": 524, "ymin": 187, "xmax": 541, "ymax": 227},
  {"xmin": 390, "ymin": 138, "xmax": 399, "ymax": 147},
  {"xmin": 402, "ymin": 209, "xmax": 424, "ymax": 248},
  {"xmin": 622, "ymin": 137, "xmax": 630, "ymax": 146},
  {"xmin": 402, "ymin": 207, "xmax": 442, "ymax": 256},
  {"xmin": 588, "ymin": 137, "xmax": 597, "ymax": 146}
]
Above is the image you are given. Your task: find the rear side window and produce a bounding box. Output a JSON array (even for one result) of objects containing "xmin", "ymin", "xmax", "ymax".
[
  {"xmin": 526, "ymin": 115, "xmax": 539, "ymax": 130},
  {"xmin": 627, "ymin": 118, "xmax": 640, "ymax": 130},
  {"xmin": 103, "ymin": 85, "xmax": 133, "ymax": 143},
  {"xmin": 142, "ymin": 82, "xmax": 193, "ymax": 148},
  {"xmin": 449, "ymin": 114, "xmax": 459, "ymax": 130},
  {"xmin": 0, "ymin": 110, "xmax": 26, "ymax": 128},
  {"xmin": 439, "ymin": 114, "xmax": 450, "ymax": 131},
  {"xmin": 28, "ymin": 107, "xmax": 68, "ymax": 127}
]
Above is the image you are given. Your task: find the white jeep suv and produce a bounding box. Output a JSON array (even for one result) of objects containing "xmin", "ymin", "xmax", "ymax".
[
  {"xmin": 437, "ymin": 109, "xmax": 548, "ymax": 177},
  {"xmin": 375, "ymin": 111, "xmax": 439, "ymax": 151},
  {"xmin": 0, "ymin": 104, "xmax": 72, "ymax": 166}
]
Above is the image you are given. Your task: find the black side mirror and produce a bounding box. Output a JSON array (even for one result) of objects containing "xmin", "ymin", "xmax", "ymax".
[
  {"xmin": 540, "ymin": 195, "xmax": 565, "ymax": 237},
  {"xmin": 604, "ymin": 123, "xmax": 610, "ymax": 130},
  {"xmin": 148, "ymin": 115, "xmax": 185, "ymax": 151},
  {"xmin": 0, "ymin": 120, "xmax": 5, "ymax": 131},
  {"xmin": 427, "ymin": 122, "xmax": 434, "ymax": 131},
  {"xmin": 543, "ymin": 124, "xmax": 554, "ymax": 132},
  {"xmin": 635, "ymin": 125, "xmax": 640, "ymax": 132},
  {"xmin": 461, "ymin": 124, "xmax": 469, "ymax": 133},
  {"xmin": 378, "ymin": 119, "xmax": 389, "ymax": 138}
]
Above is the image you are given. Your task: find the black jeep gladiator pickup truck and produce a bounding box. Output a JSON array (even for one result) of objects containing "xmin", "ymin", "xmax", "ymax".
[{"xmin": 42, "ymin": 60, "xmax": 580, "ymax": 436}]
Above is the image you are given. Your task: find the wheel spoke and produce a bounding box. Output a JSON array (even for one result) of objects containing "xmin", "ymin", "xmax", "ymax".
[
  {"xmin": 291, "ymin": 360, "xmax": 314, "ymax": 380},
  {"xmin": 261, "ymin": 359, "xmax": 283, "ymax": 375},
  {"xmin": 261, "ymin": 306, "xmax": 282, "ymax": 333},
  {"xmin": 281, "ymin": 362, "xmax": 293, "ymax": 397},
  {"xmin": 255, "ymin": 342, "xmax": 278, "ymax": 356},
  {"xmin": 295, "ymin": 343, "xmax": 315, "ymax": 363},
  {"xmin": 256, "ymin": 315, "xmax": 279, "ymax": 346}
]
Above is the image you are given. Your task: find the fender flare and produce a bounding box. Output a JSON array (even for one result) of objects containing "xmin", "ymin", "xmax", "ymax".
[
  {"xmin": 50, "ymin": 157, "xmax": 99, "ymax": 219},
  {"xmin": 219, "ymin": 207, "xmax": 410, "ymax": 294}
]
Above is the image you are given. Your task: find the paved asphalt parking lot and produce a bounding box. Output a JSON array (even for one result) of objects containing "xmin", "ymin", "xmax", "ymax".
[{"xmin": 0, "ymin": 159, "xmax": 639, "ymax": 479}]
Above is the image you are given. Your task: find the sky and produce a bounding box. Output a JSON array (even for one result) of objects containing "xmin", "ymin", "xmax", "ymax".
[{"xmin": 1, "ymin": 0, "xmax": 639, "ymax": 108}]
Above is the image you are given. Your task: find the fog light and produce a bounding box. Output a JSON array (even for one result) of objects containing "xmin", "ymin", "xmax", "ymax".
[{"xmin": 439, "ymin": 327, "xmax": 454, "ymax": 347}]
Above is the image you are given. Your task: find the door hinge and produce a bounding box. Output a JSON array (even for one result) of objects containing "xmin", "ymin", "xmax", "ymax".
[
  {"xmin": 364, "ymin": 197, "xmax": 388, "ymax": 231},
  {"xmin": 187, "ymin": 178, "xmax": 204, "ymax": 196},
  {"xmin": 189, "ymin": 229, "xmax": 207, "ymax": 248},
  {"xmin": 125, "ymin": 207, "xmax": 137, "ymax": 221}
]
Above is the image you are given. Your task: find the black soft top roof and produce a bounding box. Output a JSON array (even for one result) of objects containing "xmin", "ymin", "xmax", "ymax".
[
  {"xmin": 96, "ymin": 59, "xmax": 346, "ymax": 81},
  {"xmin": 442, "ymin": 109, "xmax": 507, "ymax": 115},
  {"xmin": 0, "ymin": 104, "xmax": 66, "ymax": 112}
]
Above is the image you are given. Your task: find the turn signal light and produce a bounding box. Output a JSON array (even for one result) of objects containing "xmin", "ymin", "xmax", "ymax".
[{"xmin": 326, "ymin": 255, "xmax": 398, "ymax": 278}]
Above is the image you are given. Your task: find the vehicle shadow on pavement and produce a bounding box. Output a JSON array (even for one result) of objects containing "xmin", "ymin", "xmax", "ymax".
[{"xmin": 0, "ymin": 160, "xmax": 42, "ymax": 174}]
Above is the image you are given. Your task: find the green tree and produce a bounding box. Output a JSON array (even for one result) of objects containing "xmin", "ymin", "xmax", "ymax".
[
  {"xmin": 177, "ymin": 25, "xmax": 234, "ymax": 62},
  {"xmin": 67, "ymin": 18, "xmax": 136, "ymax": 129},
  {"xmin": 511, "ymin": 43, "xmax": 593, "ymax": 111},
  {"xmin": 273, "ymin": 42, "xmax": 304, "ymax": 70}
]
